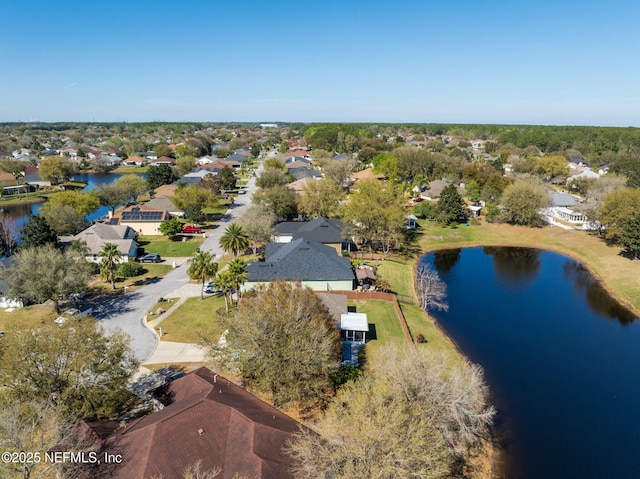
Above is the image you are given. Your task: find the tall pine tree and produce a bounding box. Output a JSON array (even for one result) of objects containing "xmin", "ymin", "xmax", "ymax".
[{"xmin": 437, "ymin": 184, "xmax": 466, "ymax": 226}]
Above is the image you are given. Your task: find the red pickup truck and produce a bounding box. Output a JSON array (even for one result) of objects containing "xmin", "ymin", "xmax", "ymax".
[{"xmin": 182, "ymin": 225, "xmax": 202, "ymax": 234}]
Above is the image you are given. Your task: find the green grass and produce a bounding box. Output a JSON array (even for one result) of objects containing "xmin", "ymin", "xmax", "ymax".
[
  {"xmin": 157, "ymin": 295, "xmax": 228, "ymax": 343},
  {"xmin": 417, "ymin": 220, "xmax": 640, "ymax": 313},
  {"xmin": 138, "ymin": 235, "xmax": 204, "ymax": 257},
  {"xmin": 349, "ymin": 299, "xmax": 405, "ymax": 363},
  {"xmin": 400, "ymin": 302, "xmax": 458, "ymax": 361},
  {"xmin": 110, "ymin": 166, "xmax": 150, "ymax": 174},
  {"xmin": 92, "ymin": 263, "xmax": 173, "ymax": 293},
  {"xmin": 203, "ymin": 198, "xmax": 233, "ymax": 216},
  {"xmin": 375, "ymin": 260, "xmax": 415, "ymax": 299}
]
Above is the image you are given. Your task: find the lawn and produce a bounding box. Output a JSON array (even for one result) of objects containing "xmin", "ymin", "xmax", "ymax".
[
  {"xmin": 92, "ymin": 263, "xmax": 173, "ymax": 294},
  {"xmin": 155, "ymin": 295, "xmax": 228, "ymax": 344},
  {"xmin": 138, "ymin": 235, "xmax": 204, "ymax": 257},
  {"xmin": 375, "ymin": 260, "xmax": 415, "ymax": 299},
  {"xmin": 203, "ymin": 198, "xmax": 233, "ymax": 217},
  {"xmin": 400, "ymin": 302, "xmax": 459, "ymax": 361},
  {"xmin": 416, "ymin": 220, "xmax": 640, "ymax": 312},
  {"xmin": 0, "ymin": 305, "xmax": 57, "ymax": 333},
  {"xmin": 110, "ymin": 166, "xmax": 150, "ymax": 174},
  {"xmin": 349, "ymin": 299, "xmax": 405, "ymax": 364}
]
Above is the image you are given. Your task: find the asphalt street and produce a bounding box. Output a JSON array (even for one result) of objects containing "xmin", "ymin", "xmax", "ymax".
[{"xmin": 89, "ymin": 160, "xmax": 263, "ymax": 361}]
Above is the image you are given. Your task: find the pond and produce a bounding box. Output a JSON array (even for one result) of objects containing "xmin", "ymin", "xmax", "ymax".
[
  {"xmin": 1, "ymin": 172, "xmax": 147, "ymax": 229},
  {"xmin": 421, "ymin": 247, "xmax": 640, "ymax": 479}
]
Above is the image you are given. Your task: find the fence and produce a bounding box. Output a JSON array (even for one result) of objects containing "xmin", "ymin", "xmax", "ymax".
[{"xmin": 330, "ymin": 290, "xmax": 415, "ymax": 348}]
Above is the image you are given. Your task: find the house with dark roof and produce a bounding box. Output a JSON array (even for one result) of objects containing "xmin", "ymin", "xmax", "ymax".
[
  {"xmin": 273, "ymin": 217, "xmax": 349, "ymax": 253},
  {"xmin": 222, "ymin": 154, "xmax": 245, "ymax": 167},
  {"xmin": 83, "ymin": 368, "xmax": 304, "ymax": 479},
  {"xmin": 289, "ymin": 167, "xmax": 322, "ymax": 181},
  {"xmin": 243, "ymin": 238, "xmax": 355, "ymax": 292}
]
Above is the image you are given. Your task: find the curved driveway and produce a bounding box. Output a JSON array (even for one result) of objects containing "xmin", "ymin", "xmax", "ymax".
[{"xmin": 91, "ymin": 162, "xmax": 263, "ymax": 361}]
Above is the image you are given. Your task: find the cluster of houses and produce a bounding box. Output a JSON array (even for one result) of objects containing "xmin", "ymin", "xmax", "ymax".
[{"xmin": 67, "ymin": 219, "xmax": 372, "ymax": 479}]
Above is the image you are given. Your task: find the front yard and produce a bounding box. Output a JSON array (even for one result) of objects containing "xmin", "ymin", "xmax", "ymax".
[
  {"xmin": 138, "ymin": 235, "xmax": 205, "ymax": 257},
  {"xmin": 154, "ymin": 295, "xmax": 228, "ymax": 344},
  {"xmin": 0, "ymin": 306, "xmax": 57, "ymax": 334},
  {"xmin": 91, "ymin": 263, "xmax": 173, "ymax": 294}
]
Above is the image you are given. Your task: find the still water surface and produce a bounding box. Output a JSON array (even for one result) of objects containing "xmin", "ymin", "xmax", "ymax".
[
  {"xmin": 422, "ymin": 247, "xmax": 639, "ymax": 479},
  {"xmin": 1, "ymin": 172, "xmax": 146, "ymax": 230}
]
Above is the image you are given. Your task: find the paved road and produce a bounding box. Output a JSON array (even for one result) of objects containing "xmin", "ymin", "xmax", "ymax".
[{"xmin": 90, "ymin": 161, "xmax": 263, "ymax": 361}]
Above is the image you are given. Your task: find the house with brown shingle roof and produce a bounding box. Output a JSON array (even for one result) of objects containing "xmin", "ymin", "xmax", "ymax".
[
  {"xmin": 349, "ymin": 167, "xmax": 384, "ymax": 184},
  {"xmin": 85, "ymin": 368, "xmax": 305, "ymax": 479},
  {"xmin": 0, "ymin": 171, "xmax": 27, "ymax": 195}
]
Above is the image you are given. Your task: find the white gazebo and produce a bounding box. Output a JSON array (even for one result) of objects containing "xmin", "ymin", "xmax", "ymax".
[{"xmin": 340, "ymin": 313, "xmax": 369, "ymax": 343}]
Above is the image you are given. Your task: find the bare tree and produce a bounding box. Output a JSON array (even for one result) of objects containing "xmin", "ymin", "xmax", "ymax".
[
  {"xmin": 182, "ymin": 460, "xmax": 222, "ymax": 479},
  {"xmin": 288, "ymin": 345, "xmax": 495, "ymax": 479},
  {"xmin": 415, "ymin": 263, "xmax": 449, "ymax": 312},
  {"xmin": 0, "ymin": 398, "xmax": 91, "ymax": 479},
  {"xmin": 238, "ymin": 204, "xmax": 276, "ymax": 255},
  {"xmin": 0, "ymin": 212, "xmax": 19, "ymax": 255}
]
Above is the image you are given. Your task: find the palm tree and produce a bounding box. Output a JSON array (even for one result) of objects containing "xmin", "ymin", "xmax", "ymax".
[
  {"xmin": 219, "ymin": 223, "xmax": 249, "ymax": 257},
  {"xmin": 227, "ymin": 258, "xmax": 248, "ymax": 301},
  {"xmin": 187, "ymin": 251, "xmax": 219, "ymax": 300},
  {"xmin": 67, "ymin": 239, "xmax": 90, "ymax": 256},
  {"xmin": 99, "ymin": 242, "xmax": 121, "ymax": 290},
  {"xmin": 212, "ymin": 270, "xmax": 234, "ymax": 313}
]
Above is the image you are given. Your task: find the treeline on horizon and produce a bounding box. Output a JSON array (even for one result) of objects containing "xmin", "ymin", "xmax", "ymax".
[{"xmin": 3, "ymin": 121, "xmax": 640, "ymax": 163}]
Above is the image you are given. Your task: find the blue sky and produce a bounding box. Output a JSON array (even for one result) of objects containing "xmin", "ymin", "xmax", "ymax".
[{"xmin": 1, "ymin": 0, "xmax": 639, "ymax": 126}]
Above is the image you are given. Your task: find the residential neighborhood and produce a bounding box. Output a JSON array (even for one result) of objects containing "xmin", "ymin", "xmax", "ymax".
[{"xmin": 1, "ymin": 121, "xmax": 640, "ymax": 479}]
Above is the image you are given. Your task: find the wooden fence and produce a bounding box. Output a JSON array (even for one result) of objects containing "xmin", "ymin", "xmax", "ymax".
[{"xmin": 329, "ymin": 290, "xmax": 415, "ymax": 348}]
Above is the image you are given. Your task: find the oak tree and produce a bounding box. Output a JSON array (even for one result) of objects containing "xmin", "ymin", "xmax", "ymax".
[{"xmin": 204, "ymin": 282, "xmax": 340, "ymax": 408}]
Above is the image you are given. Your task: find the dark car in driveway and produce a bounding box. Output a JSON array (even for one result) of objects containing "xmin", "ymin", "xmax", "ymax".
[{"xmin": 138, "ymin": 253, "xmax": 162, "ymax": 263}]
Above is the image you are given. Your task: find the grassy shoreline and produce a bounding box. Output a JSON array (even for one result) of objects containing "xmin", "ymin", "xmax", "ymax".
[
  {"xmin": 403, "ymin": 219, "xmax": 640, "ymax": 478},
  {"xmin": 416, "ymin": 221, "xmax": 640, "ymax": 316}
]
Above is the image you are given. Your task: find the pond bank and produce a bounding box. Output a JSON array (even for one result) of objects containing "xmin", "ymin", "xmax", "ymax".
[
  {"xmin": 417, "ymin": 221, "xmax": 640, "ymax": 317},
  {"xmin": 415, "ymin": 221, "xmax": 640, "ymax": 477}
]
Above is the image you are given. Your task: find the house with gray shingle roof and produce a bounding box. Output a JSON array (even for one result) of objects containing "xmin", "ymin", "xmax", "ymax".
[
  {"xmin": 59, "ymin": 223, "xmax": 138, "ymax": 263},
  {"xmin": 273, "ymin": 217, "xmax": 349, "ymax": 253},
  {"xmin": 243, "ymin": 238, "xmax": 355, "ymax": 292}
]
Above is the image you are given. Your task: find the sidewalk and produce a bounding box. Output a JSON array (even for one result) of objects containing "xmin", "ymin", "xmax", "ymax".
[{"xmin": 143, "ymin": 340, "xmax": 207, "ymax": 365}]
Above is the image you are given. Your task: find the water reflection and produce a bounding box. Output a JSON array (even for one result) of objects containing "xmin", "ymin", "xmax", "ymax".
[
  {"xmin": 433, "ymin": 248, "xmax": 461, "ymax": 273},
  {"xmin": 483, "ymin": 247, "xmax": 541, "ymax": 285},
  {"xmin": 425, "ymin": 247, "xmax": 640, "ymax": 478},
  {"xmin": 563, "ymin": 261, "xmax": 637, "ymax": 325}
]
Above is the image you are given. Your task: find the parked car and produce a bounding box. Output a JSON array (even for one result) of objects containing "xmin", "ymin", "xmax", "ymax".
[
  {"xmin": 182, "ymin": 225, "xmax": 202, "ymax": 234},
  {"xmin": 139, "ymin": 253, "xmax": 162, "ymax": 263},
  {"xmin": 203, "ymin": 282, "xmax": 217, "ymax": 294},
  {"xmin": 237, "ymin": 189, "xmax": 246, "ymax": 195}
]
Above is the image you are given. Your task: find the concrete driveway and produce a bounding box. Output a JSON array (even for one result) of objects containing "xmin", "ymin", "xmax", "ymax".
[{"xmin": 89, "ymin": 161, "xmax": 263, "ymax": 361}]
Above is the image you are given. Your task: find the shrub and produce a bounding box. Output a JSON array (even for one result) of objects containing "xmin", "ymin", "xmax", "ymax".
[
  {"xmin": 416, "ymin": 333, "xmax": 427, "ymax": 344},
  {"xmin": 117, "ymin": 262, "xmax": 144, "ymax": 278},
  {"xmin": 330, "ymin": 365, "xmax": 363, "ymax": 388}
]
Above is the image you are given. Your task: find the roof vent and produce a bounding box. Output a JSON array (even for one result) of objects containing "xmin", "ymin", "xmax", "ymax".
[{"xmin": 198, "ymin": 428, "xmax": 205, "ymax": 436}]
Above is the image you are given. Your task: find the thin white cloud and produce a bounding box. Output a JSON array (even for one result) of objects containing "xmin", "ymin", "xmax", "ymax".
[{"xmin": 64, "ymin": 82, "xmax": 78, "ymax": 89}]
